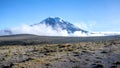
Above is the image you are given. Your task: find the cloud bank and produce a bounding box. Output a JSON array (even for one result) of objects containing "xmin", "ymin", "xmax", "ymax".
[
  {"xmin": 10, "ymin": 23, "xmax": 87, "ymax": 36},
  {"xmin": 1, "ymin": 23, "xmax": 120, "ymax": 36}
]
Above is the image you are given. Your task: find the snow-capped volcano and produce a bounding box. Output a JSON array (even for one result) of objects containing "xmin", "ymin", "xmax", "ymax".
[
  {"xmin": 0, "ymin": 17, "xmax": 88, "ymax": 36},
  {"xmin": 0, "ymin": 17, "xmax": 120, "ymax": 36},
  {"xmin": 31, "ymin": 17, "xmax": 88, "ymax": 34}
]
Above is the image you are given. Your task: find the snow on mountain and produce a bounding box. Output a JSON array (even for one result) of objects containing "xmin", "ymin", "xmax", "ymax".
[
  {"xmin": 31, "ymin": 17, "xmax": 88, "ymax": 34},
  {"xmin": 0, "ymin": 17, "xmax": 120, "ymax": 36}
]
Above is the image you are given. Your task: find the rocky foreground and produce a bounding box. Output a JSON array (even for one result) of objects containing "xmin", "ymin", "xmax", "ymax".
[{"xmin": 0, "ymin": 40, "xmax": 120, "ymax": 68}]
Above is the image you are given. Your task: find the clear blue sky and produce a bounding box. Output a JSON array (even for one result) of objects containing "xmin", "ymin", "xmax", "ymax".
[{"xmin": 0, "ymin": 0, "xmax": 120, "ymax": 32}]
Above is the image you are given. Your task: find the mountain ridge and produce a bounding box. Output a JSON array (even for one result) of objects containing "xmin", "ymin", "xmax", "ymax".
[
  {"xmin": 1, "ymin": 17, "xmax": 120, "ymax": 36},
  {"xmin": 0, "ymin": 17, "xmax": 88, "ymax": 36},
  {"xmin": 31, "ymin": 17, "xmax": 88, "ymax": 34}
]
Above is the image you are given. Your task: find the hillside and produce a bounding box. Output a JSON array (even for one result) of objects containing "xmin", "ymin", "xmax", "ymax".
[
  {"xmin": 0, "ymin": 34, "xmax": 120, "ymax": 45},
  {"xmin": 0, "ymin": 39, "xmax": 120, "ymax": 68},
  {"xmin": 0, "ymin": 34, "xmax": 120, "ymax": 68}
]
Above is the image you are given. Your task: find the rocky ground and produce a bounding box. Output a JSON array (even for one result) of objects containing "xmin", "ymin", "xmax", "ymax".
[{"xmin": 0, "ymin": 40, "xmax": 120, "ymax": 68}]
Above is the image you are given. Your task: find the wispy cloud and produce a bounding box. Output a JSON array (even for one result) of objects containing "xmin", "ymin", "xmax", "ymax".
[{"xmin": 74, "ymin": 21, "xmax": 96, "ymax": 32}]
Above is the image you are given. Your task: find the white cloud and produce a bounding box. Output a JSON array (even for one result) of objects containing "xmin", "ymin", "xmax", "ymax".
[
  {"xmin": 9, "ymin": 23, "xmax": 89, "ymax": 36},
  {"xmin": 11, "ymin": 24, "xmax": 69, "ymax": 36},
  {"xmin": 74, "ymin": 21, "xmax": 96, "ymax": 32},
  {"xmin": 69, "ymin": 31, "xmax": 88, "ymax": 36},
  {"xmin": 1, "ymin": 22, "xmax": 120, "ymax": 37}
]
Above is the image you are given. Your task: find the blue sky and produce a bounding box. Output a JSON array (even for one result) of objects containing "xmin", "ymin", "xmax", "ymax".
[{"xmin": 0, "ymin": 0, "xmax": 120, "ymax": 32}]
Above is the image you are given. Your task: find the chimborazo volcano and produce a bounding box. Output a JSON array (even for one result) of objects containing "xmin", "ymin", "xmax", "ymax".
[
  {"xmin": 1, "ymin": 17, "xmax": 120, "ymax": 36},
  {"xmin": 0, "ymin": 17, "xmax": 88, "ymax": 36},
  {"xmin": 31, "ymin": 17, "xmax": 88, "ymax": 34}
]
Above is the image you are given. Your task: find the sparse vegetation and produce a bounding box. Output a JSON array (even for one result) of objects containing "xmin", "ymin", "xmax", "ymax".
[{"xmin": 0, "ymin": 35, "xmax": 120, "ymax": 68}]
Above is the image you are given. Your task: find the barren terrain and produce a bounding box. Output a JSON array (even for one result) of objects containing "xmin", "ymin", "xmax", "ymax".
[{"xmin": 0, "ymin": 34, "xmax": 120, "ymax": 68}]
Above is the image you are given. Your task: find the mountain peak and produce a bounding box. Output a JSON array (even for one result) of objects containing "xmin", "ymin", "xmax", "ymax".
[
  {"xmin": 39, "ymin": 17, "xmax": 88, "ymax": 34},
  {"xmin": 26, "ymin": 17, "xmax": 88, "ymax": 34},
  {"xmin": 0, "ymin": 17, "xmax": 89, "ymax": 36},
  {"xmin": 48, "ymin": 17, "xmax": 61, "ymax": 19},
  {"xmin": 45, "ymin": 17, "xmax": 63, "ymax": 23}
]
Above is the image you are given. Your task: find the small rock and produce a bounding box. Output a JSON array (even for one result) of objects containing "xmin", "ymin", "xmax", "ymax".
[
  {"xmin": 113, "ymin": 61, "xmax": 120, "ymax": 65},
  {"xmin": 91, "ymin": 64, "xmax": 104, "ymax": 68},
  {"xmin": 110, "ymin": 65, "xmax": 117, "ymax": 68}
]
